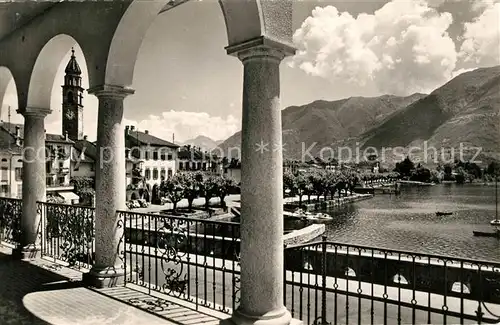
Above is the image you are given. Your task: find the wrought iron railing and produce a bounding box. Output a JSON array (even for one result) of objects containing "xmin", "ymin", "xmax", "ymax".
[
  {"xmin": 0, "ymin": 197, "xmax": 22, "ymax": 245},
  {"xmin": 38, "ymin": 201, "xmax": 95, "ymax": 269},
  {"xmin": 284, "ymin": 236, "xmax": 500, "ymax": 325},
  {"xmin": 119, "ymin": 210, "xmax": 241, "ymax": 314}
]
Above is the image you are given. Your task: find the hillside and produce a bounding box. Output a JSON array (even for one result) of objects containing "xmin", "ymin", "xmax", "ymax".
[
  {"xmin": 218, "ymin": 93, "xmax": 426, "ymax": 160},
  {"xmin": 360, "ymin": 66, "xmax": 500, "ymax": 165},
  {"xmin": 218, "ymin": 66, "xmax": 500, "ymax": 166},
  {"xmin": 182, "ymin": 135, "xmax": 221, "ymax": 151}
]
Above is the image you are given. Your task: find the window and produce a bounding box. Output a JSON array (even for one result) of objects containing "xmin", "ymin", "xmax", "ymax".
[
  {"xmin": 145, "ymin": 168, "xmax": 151, "ymax": 180},
  {"xmin": 59, "ymin": 162, "xmax": 64, "ymax": 169},
  {"xmin": 202, "ymin": 162, "xmax": 207, "ymax": 171},
  {"xmin": 0, "ymin": 185, "xmax": 8, "ymax": 195},
  {"xmin": 1, "ymin": 167, "xmax": 7, "ymax": 182},
  {"xmin": 160, "ymin": 152, "xmax": 166, "ymax": 160},
  {"xmin": 145, "ymin": 150, "xmax": 150, "ymax": 160},
  {"xmin": 153, "ymin": 151, "xmax": 158, "ymax": 160},
  {"xmin": 167, "ymin": 169, "xmax": 173, "ymax": 178},
  {"xmin": 160, "ymin": 169, "xmax": 166, "ymax": 180},
  {"xmin": 67, "ymin": 91, "xmax": 74, "ymax": 104},
  {"xmin": 1, "ymin": 158, "xmax": 7, "ymax": 163},
  {"xmin": 179, "ymin": 162, "xmax": 183, "ymax": 170},
  {"xmin": 46, "ymin": 177, "xmax": 53, "ymax": 186},
  {"xmin": 58, "ymin": 177, "xmax": 66, "ymax": 185},
  {"xmin": 15, "ymin": 168, "xmax": 22, "ymax": 181},
  {"xmin": 167, "ymin": 154, "xmax": 173, "ymax": 160},
  {"xmin": 197, "ymin": 162, "xmax": 202, "ymax": 170},
  {"xmin": 153, "ymin": 168, "xmax": 158, "ymax": 180}
]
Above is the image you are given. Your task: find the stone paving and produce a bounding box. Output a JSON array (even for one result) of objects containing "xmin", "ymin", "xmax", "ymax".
[{"xmin": 0, "ymin": 245, "xmax": 228, "ymax": 325}]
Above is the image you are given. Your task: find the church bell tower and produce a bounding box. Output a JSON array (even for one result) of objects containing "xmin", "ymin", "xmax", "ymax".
[{"xmin": 62, "ymin": 48, "xmax": 84, "ymax": 141}]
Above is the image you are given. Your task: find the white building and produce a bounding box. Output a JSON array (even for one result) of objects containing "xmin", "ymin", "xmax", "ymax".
[
  {"xmin": 0, "ymin": 122, "xmax": 78, "ymax": 202},
  {"xmin": 125, "ymin": 125, "xmax": 179, "ymax": 202}
]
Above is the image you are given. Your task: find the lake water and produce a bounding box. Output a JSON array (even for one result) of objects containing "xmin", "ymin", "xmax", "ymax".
[{"xmin": 285, "ymin": 184, "xmax": 500, "ymax": 261}]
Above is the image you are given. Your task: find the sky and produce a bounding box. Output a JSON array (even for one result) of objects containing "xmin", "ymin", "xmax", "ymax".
[{"xmin": 1, "ymin": 0, "xmax": 499, "ymax": 143}]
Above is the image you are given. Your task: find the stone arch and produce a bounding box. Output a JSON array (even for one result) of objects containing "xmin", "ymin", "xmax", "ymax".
[
  {"xmin": 27, "ymin": 34, "xmax": 90, "ymax": 110},
  {"xmin": 105, "ymin": 0, "xmax": 288, "ymax": 87},
  {"xmin": 0, "ymin": 67, "xmax": 18, "ymax": 117}
]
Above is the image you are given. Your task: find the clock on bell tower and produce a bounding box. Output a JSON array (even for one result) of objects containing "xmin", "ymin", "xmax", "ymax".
[{"xmin": 62, "ymin": 48, "xmax": 84, "ymax": 141}]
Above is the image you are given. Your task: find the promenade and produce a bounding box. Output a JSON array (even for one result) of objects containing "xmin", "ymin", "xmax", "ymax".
[{"xmin": 0, "ymin": 245, "xmax": 228, "ymax": 325}]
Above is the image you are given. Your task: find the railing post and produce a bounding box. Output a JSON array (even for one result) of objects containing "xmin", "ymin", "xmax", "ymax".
[{"xmin": 320, "ymin": 236, "xmax": 328, "ymax": 325}]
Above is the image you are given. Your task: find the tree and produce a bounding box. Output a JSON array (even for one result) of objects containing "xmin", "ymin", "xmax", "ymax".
[
  {"xmin": 395, "ymin": 156, "xmax": 415, "ymax": 177},
  {"xmin": 294, "ymin": 173, "xmax": 308, "ymax": 206},
  {"xmin": 200, "ymin": 174, "xmax": 219, "ymax": 210},
  {"xmin": 215, "ymin": 177, "xmax": 236, "ymax": 210},
  {"xmin": 179, "ymin": 172, "xmax": 201, "ymax": 211},
  {"xmin": 70, "ymin": 177, "xmax": 95, "ymax": 206},
  {"xmin": 487, "ymin": 161, "xmax": 500, "ymax": 176},
  {"xmin": 309, "ymin": 170, "xmax": 326, "ymax": 201},
  {"xmin": 160, "ymin": 175, "xmax": 184, "ymax": 212},
  {"xmin": 283, "ymin": 170, "xmax": 296, "ymax": 197},
  {"xmin": 455, "ymin": 167, "xmax": 466, "ymax": 184}
]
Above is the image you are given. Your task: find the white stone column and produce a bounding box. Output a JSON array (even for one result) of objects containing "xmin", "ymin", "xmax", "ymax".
[
  {"xmin": 17, "ymin": 107, "xmax": 51, "ymax": 257},
  {"xmin": 85, "ymin": 84, "xmax": 134, "ymax": 287},
  {"xmin": 224, "ymin": 38, "xmax": 297, "ymax": 325}
]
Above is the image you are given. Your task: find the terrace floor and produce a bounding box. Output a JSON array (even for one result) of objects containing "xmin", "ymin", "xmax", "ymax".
[{"xmin": 0, "ymin": 245, "xmax": 230, "ymax": 325}]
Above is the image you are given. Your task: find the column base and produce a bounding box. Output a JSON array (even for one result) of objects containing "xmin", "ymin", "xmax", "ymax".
[
  {"xmin": 220, "ymin": 308, "xmax": 302, "ymax": 325},
  {"xmin": 12, "ymin": 244, "xmax": 40, "ymax": 260},
  {"xmin": 83, "ymin": 265, "xmax": 127, "ymax": 288}
]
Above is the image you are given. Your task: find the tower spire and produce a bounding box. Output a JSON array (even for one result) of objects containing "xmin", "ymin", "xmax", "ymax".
[{"xmin": 62, "ymin": 47, "xmax": 84, "ymax": 141}]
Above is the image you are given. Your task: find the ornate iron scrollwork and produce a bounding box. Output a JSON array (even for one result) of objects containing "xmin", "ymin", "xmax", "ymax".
[
  {"xmin": 43, "ymin": 203, "xmax": 95, "ymax": 268},
  {"xmin": 0, "ymin": 198, "xmax": 22, "ymax": 244},
  {"xmin": 157, "ymin": 219, "xmax": 189, "ymax": 297}
]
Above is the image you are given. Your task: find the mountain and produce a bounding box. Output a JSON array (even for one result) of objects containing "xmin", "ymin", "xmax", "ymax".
[
  {"xmin": 360, "ymin": 66, "xmax": 500, "ymax": 165},
  {"xmin": 218, "ymin": 66, "xmax": 500, "ymax": 167},
  {"xmin": 182, "ymin": 135, "xmax": 221, "ymax": 151},
  {"xmin": 218, "ymin": 93, "xmax": 426, "ymax": 160}
]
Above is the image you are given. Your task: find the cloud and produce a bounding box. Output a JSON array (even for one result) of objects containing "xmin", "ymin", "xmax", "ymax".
[
  {"xmin": 289, "ymin": 0, "xmax": 459, "ymax": 96},
  {"xmin": 44, "ymin": 107, "xmax": 239, "ymax": 144},
  {"xmin": 123, "ymin": 110, "xmax": 240, "ymax": 143},
  {"xmin": 458, "ymin": 2, "xmax": 500, "ymax": 67}
]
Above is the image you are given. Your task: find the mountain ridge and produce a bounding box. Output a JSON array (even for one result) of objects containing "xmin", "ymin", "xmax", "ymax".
[{"xmin": 216, "ymin": 65, "xmax": 500, "ymax": 166}]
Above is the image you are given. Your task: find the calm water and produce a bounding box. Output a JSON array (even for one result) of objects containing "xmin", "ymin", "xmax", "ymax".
[{"xmin": 285, "ymin": 184, "xmax": 500, "ymax": 261}]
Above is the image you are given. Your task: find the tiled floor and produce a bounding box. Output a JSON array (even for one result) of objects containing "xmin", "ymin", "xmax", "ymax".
[{"xmin": 0, "ymin": 246, "xmax": 228, "ymax": 325}]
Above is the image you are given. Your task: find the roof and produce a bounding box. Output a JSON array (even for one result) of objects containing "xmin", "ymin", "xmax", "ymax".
[
  {"xmin": 126, "ymin": 130, "xmax": 178, "ymax": 148},
  {"xmin": 65, "ymin": 48, "xmax": 81, "ymax": 75},
  {"xmin": 0, "ymin": 122, "xmax": 74, "ymax": 144},
  {"xmin": 73, "ymin": 139, "xmax": 97, "ymax": 162},
  {"xmin": 0, "ymin": 126, "xmax": 21, "ymax": 154}
]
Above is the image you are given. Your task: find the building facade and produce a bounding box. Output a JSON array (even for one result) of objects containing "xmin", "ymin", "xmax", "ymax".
[{"xmin": 178, "ymin": 144, "xmax": 221, "ymax": 174}]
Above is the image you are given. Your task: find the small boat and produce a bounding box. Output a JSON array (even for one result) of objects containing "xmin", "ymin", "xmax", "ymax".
[
  {"xmin": 436, "ymin": 211, "xmax": 453, "ymax": 216},
  {"xmin": 473, "ymin": 230, "xmax": 500, "ymax": 238}
]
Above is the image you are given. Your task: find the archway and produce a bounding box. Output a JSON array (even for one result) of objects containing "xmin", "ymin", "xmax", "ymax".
[
  {"xmin": 28, "ymin": 34, "xmax": 92, "ymax": 110},
  {"xmin": 26, "ymin": 34, "xmax": 97, "ymax": 142},
  {"xmin": 0, "ymin": 67, "xmax": 18, "ymax": 122}
]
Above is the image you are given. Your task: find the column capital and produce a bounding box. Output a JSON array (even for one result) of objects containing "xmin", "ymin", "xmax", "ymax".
[
  {"xmin": 17, "ymin": 107, "xmax": 52, "ymax": 118},
  {"xmin": 88, "ymin": 84, "xmax": 135, "ymax": 99},
  {"xmin": 226, "ymin": 36, "xmax": 296, "ymax": 63}
]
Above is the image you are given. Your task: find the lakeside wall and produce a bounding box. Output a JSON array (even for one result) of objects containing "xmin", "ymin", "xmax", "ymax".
[{"xmin": 284, "ymin": 193, "xmax": 373, "ymax": 212}]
